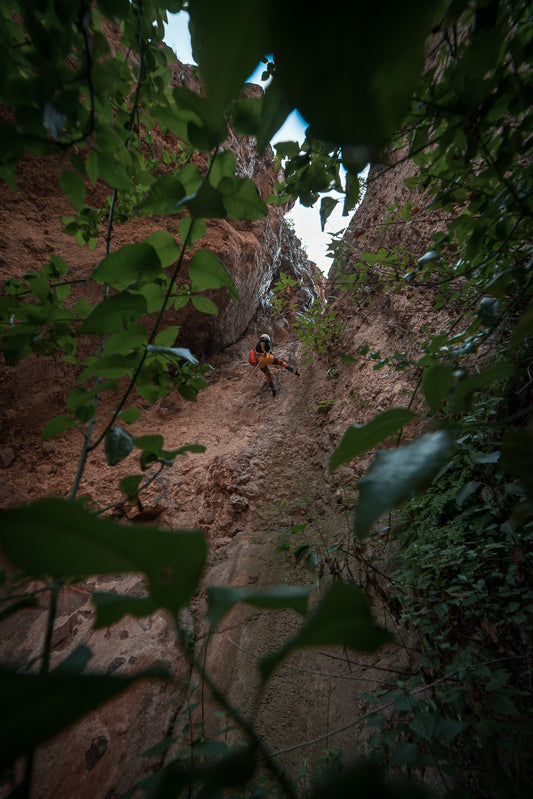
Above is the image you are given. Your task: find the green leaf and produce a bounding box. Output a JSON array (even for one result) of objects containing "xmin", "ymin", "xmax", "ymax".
[
  {"xmin": 422, "ymin": 363, "xmax": 454, "ymax": 412},
  {"xmin": 92, "ymin": 592, "xmax": 157, "ymax": 628},
  {"xmin": 138, "ymin": 175, "xmax": 188, "ymax": 215},
  {"xmin": 217, "ymin": 176, "xmax": 268, "ymax": 220},
  {"xmin": 178, "ymin": 216, "xmax": 206, "ymax": 245},
  {"xmin": 451, "ymin": 362, "xmax": 515, "ymax": 408},
  {"xmin": 435, "ymin": 718, "xmax": 466, "ymax": 740},
  {"xmin": 320, "ymin": 196, "xmax": 338, "ymax": 232},
  {"xmin": 117, "ymin": 408, "xmax": 141, "ymax": 424},
  {"xmin": 102, "ymin": 324, "xmax": 147, "ymax": 356},
  {"xmin": 78, "ymin": 353, "xmax": 138, "ymax": 382},
  {"xmin": 143, "ymin": 231, "xmax": 180, "ymax": 268},
  {"xmin": 132, "ymin": 434, "xmax": 164, "ymax": 453},
  {"xmin": 189, "ymin": 0, "xmax": 268, "ymax": 118},
  {"xmin": 206, "ymin": 585, "xmax": 310, "ymax": 629},
  {"xmin": 409, "ymin": 713, "xmax": 436, "ymax": 742},
  {"xmin": 92, "ymin": 243, "xmax": 162, "ymax": 289},
  {"xmin": 512, "ymin": 302, "xmax": 533, "ymax": 344},
  {"xmin": 329, "ymin": 408, "xmax": 416, "ymax": 472},
  {"xmin": 184, "ymin": 179, "xmax": 226, "ymax": 219},
  {"xmin": 154, "ymin": 326, "xmax": 181, "ymax": 348},
  {"xmin": 354, "ymin": 430, "xmax": 456, "ymax": 538},
  {"xmin": 59, "ymin": 168, "xmax": 86, "ymax": 211},
  {"xmin": 97, "ymin": 151, "xmax": 133, "ymax": 190},
  {"xmin": 210, "ymin": 150, "xmax": 237, "ymax": 186},
  {"xmin": 0, "ymin": 498, "xmax": 207, "ymax": 613},
  {"xmin": 191, "ymin": 294, "xmax": 219, "ymax": 315},
  {"xmin": 0, "ymin": 668, "xmax": 163, "ymax": 772},
  {"xmin": 146, "ymin": 345, "xmax": 199, "ymax": 365},
  {"xmin": 488, "ymin": 694, "xmax": 519, "ymax": 715},
  {"xmin": 41, "ymin": 414, "xmax": 77, "ymax": 440},
  {"xmin": 53, "ymin": 645, "xmax": 92, "ymax": 676},
  {"xmin": 104, "ymin": 426, "xmax": 133, "ymax": 466},
  {"xmin": 270, "ymin": 0, "xmax": 439, "ymax": 147},
  {"xmin": 118, "ymin": 474, "xmax": 143, "ymax": 502},
  {"xmin": 259, "ymin": 581, "xmax": 392, "ymax": 681},
  {"xmin": 188, "ymin": 249, "xmax": 239, "ymax": 300},
  {"xmin": 79, "ymin": 292, "xmax": 147, "ymax": 335}
]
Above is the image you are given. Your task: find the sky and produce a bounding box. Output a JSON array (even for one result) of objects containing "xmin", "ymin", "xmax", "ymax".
[{"xmin": 163, "ymin": 12, "xmax": 360, "ymax": 275}]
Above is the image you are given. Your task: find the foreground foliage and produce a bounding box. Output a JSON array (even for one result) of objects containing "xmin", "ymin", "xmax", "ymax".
[{"xmin": 0, "ymin": 1, "xmax": 532, "ymax": 798}]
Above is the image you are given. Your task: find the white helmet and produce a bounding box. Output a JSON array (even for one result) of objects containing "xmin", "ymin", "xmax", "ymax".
[{"xmin": 259, "ymin": 333, "xmax": 271, "ymax": 342}]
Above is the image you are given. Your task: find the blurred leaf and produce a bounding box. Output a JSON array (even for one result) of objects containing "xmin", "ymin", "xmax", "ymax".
[
  {"xmin": 207, "ymin": 585, "xmax": 310, "ymax": 629},
  {"xmin": 138, "ymin": 175, "xmax": 188, "ymax": 215},
  {"xmin": 354, "ymin": 430, "xmax": 456, "ymax": 538},
  {"xmin": 0, "ymin": 667, "xmax": 166, "ymax": 772},
  {"xmin": 97, "ymin": 151, "xmax": 133, "ymax": 190},
  {"xmin": 118, "ymin": 474, "xmax": 142, "ymax": 502},
  {"xmin": 270, "ymin": 0, "xmax": 441, "ymax": 147},
  {"xmin": 178, "ymin": 216, "xmax": 206, "ymax": 245},
  {"xmin": 210, "ymin": 149, "xmax": 237, "ymax": 186},
  {"xmin": 191, "ymin": 294, "xmax": 219, "ymax": 315},
  {"xmin": 117, "ymin": 408, "xmax": 142, "ymax": 424},
  {"xmin": 143, "ymin": 231, "xmax": 179, "ymax": 268},
  {"xmin": 105, "ymin": 426, "xmax": 133, "ymax": 465},
  {"xmin": 217, "ymin": 176, "xmax": 267, "ymax": 220},
  {"xmin": 260, "ymin": 581, "xmax": 391, "ymax": 681},
  {"xmin": 92, "ymin": 592, "xmax": 157, "ymax": 627},
  {"xmin": 41, "ymin": 414, "xmax": 77, "ymax": 440},
  {"xmin": 189, "ymin": 0, "xmax": 268, "ymax": 117},
  {"xmin": 79, "ymin": 292, "xmax": 147, "ymax": 335},
  {"xmin": 53, "ymin": 645, "xmax": 92, "ymax": 675},
  {"xmin": 60, "ymin": 168, "xmax": 86, "ymax": 211},
  {"xmin": 422, "ymin": 363, "xmax": 454, "ymax": 412},
  {"xmin": 320, "ymin": 196, "xmax": 338, "ymax": 231},
  {"xmin": 0, "ymin": 498, "xmax": 207, "ymax": 613},
  {"xmin": 329, "ymin": 408, "xmax": 415, "ymax": 472},
  {"xmin": 92, "ymin": 243, "xmax": 162, "ymax": 289},
  {"xmin": 451, "ymin": 362, "xmax": 515, "ymax": 408}
]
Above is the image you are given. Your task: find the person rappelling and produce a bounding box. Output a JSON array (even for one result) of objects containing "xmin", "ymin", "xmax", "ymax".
[{"xmin": 248, "ymin": 334, "xmax": 300, "ymax": 397}]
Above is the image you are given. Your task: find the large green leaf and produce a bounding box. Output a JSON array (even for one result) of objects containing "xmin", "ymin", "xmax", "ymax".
[
  {"xmin": 207, "ymin": 585, "xmax": 310, "ymax": 629},
  {"xmin": 92, "ymin": 592, "xmax": 157, "ymax": 628},
  {"xmin": 451, "ymin": 362, "xmax": 515, "ymax": 408},
  {"xmin": 191, "ymin": 294, "xmax": 219, "ymax": 315},
  {"xmin": 188, "ymin": 249, "xmax": 239, "ymax": 300},
  {"xmin": 354, "ymin": 430, "xmax": 456, "ymax": 538},
  {"xmin": 79, "ymin": 292, "xmax": 147, "ymax": 335},
  {"xmin": 0, "ymin": 667, "xmax": 166, "ymax": 772},
  {"xmin": 97, "ymin": 151, "xmax": 133, "ymax": 190},
  {"xmin": 269, "ymin": 0, "xmax": 441, "ymax": 147},
  {"xmin": 329, "ymin": 408, "xmax": 415, "ymax": 473},
  {"xmin": 137, "ymin": 175, "xmax": 188, "ymax": 216},
  {"xmin": 41, "ymin": 414, "xmax": 77, "ymax": 441},
  {"xmin": 105, "ymin": 426, "xmax": 133, "ymax": 465},
  {"xmin": 92, "ymin": 243, "xmax": 163, "ymax": 289},
  {"xmin": 60, "ymin": 168, "xmax": 86, "ymax": 211},
  {"xmin": 189, "ymin": 0, "xmax": 269, "ymax": 118},
  {"xmin": 422, "ymin": 363, "xmax": 454, "ymax": 412},
  {"xmin": 217, "ymin": 176, "xmax": 268, "ymax": 220},
  {"xmin": 0, "ymin": 498, "xmax": 207, "ymax": 613},
  {"xmin": 144, "ymin": 231, "xmax": 180, "ymax": 268},
  {"xmin": 259, "ymin": 581, "xmax": 391, "ymax": 681}
]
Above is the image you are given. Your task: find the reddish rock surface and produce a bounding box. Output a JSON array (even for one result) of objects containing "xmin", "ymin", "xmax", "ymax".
[{"xmin": 0, "ymin": 60, "xmax": 445, "ymax": 799}]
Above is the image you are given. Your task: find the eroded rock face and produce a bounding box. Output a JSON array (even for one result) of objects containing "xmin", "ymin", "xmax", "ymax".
[{"xmin": 0, "ymin": 52, "xmax": 449, "ymax": 799}]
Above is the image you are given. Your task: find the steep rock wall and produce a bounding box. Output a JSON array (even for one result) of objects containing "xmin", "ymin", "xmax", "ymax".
[{"xmin": 0, "ymin": 71, "xmax": 445, "ymax": 799}]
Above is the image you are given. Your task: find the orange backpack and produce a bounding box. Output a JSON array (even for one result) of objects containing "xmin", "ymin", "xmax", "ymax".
[{"xmin": 248, "ymin": 348, "xmax": 259, "ymax": 366}]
